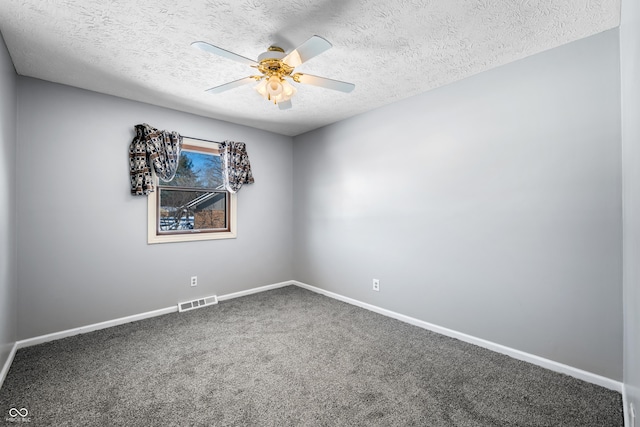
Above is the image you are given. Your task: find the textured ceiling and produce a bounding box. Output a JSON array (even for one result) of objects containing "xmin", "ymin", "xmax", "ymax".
[{"xmin": 0, "ymin": 0, "xmax": 620, "ymax": 136}]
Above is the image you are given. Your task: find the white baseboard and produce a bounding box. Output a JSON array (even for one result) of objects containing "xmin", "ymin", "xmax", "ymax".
[
  {"xmin": 16, "ymin": 280, "xmax": 296, "ymax": 350},
  {"xmin": 216, "ymin": 280, "xmax": 293, "ymax": 302},
  {"xmin": 16, "ymin": 306, "xmax": 178, "ymax": 349},
  {"xmin": 9, "ymin": 279, "xmax": 624, "ymax": 397},
  {"xmin": 292, "ymin": 280, "xmax": 624, "ymax": 393},
  {"xmin": 622, "ymin": 384, "xmax": 634, "ymax": 427},
  {"xmin": 0, "ymin": 342, "xmax": 18, "ymax": 390}
]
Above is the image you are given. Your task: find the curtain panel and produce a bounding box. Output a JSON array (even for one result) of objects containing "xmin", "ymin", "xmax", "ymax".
[
  {"xmin": 129, "ymin": 124, "xmax": 183, "ymax": 195},
  {"xmin": 219, "ymin": 141, "xmax": 255, "ymax": 193}
]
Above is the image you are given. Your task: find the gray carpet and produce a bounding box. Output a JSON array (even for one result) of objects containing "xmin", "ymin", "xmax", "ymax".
[{"xmin": 0, "ymin": 286, "xmax": 623, "ymax": 426}]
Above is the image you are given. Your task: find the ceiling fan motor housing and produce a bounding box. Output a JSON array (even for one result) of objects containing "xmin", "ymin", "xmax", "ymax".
[{"xmin": 257, "ymin": 46, "xmax": 285, "ymax": 62}]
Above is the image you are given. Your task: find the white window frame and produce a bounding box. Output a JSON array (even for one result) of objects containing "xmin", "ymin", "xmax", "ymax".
[{"xmin": 147, "ymin": 137, "xmax": 237, "ymax": 244}]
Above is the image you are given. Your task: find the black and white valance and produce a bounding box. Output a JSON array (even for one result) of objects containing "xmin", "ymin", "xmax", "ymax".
[
  {"xmin": 129, "ymin": 127, "xmax": 254, "ymax": 196},
  {"xmin": 219, "ymin": 140, "xmax": 255, "ymax": 193},
  {"xmin": 129, "ymin": 123, "xmax": 183, "ymax": 195}
]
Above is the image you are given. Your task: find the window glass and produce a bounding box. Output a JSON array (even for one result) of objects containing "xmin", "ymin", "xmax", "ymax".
[
  {"xmin": 147, "ymin": 138, "xmax": 237, "ymax": 244},
  {"xmin": 160, "ymin": 151, "xmax": 223, "ymax": 189}
]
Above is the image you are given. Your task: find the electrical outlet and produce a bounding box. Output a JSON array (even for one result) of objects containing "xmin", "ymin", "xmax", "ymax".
[
  {"xmin": 190, "ymin": 276, "xmax": 197, "ymax": 287},
  {"xmin": 372, "ymin": 279, "xmax": 380, "ymax": 292}
]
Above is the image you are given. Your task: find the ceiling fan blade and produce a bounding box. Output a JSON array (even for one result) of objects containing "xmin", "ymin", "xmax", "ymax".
[
  {"xmin": 192, "ymin": 41, "xmax": 257, "ymax": 66},
  {"xmin": 278, "ymin": 99, "xmax": 292, "ymax": 110},
  {"xmin": 294, "ymin": 73, "xmax": 355, "ymax": 93},
  {"xmin": 283, "ymin": 35, "xmax": 332, "ymax": 67},
  {"xmin": 205, "ymin": 76, "xmax": 257, "ymax": 94}
]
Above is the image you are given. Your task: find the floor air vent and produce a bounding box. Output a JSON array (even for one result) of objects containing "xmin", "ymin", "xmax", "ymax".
[{"xmin": 178, "ymin": 295, "xmax": 218, "ymax": 312}]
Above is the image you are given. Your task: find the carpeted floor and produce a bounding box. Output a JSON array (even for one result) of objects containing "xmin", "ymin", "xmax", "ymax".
[{"xmin": 0, "ymin": 286, "xmax": 623, "ymax": 426}]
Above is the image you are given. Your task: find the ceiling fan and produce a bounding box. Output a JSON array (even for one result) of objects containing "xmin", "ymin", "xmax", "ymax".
[{"xmin": 192, "ymin": 35, "xmax": 355, "ymax": 110}]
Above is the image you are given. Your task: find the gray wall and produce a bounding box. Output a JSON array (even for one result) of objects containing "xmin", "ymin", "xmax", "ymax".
[
  {"xmin": 621, "ymin": 0, "xmax": 640, "ymax": 415},
  {"xmin": 0, "ymin": 32, "xmax": 17, "ymax": 374},
  {"xmin": 292, "ymin": 30, "xmax": 623, "ymax": 380},
  {"xmin": 16, "ymin": 77, "xmax": 293, "ymax": 339}
]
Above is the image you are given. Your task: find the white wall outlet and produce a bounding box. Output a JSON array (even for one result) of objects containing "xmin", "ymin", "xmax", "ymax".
[
  {"xmin": 372, "ymin": 278, "xmax": 380, "ymax": 291},
  {"xmin": 190, "ymin": 276, "xmax": 197, "ymax": 287}
]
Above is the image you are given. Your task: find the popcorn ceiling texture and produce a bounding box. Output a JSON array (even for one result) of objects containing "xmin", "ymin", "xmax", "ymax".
[{"xmin": 0, "ymin": 0, "xmax": 620, "ymax": 136}]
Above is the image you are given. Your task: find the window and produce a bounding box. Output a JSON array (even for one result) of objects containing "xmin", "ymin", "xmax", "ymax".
[{"xmin": 147, "ymin": 137, "xmax": 237, "ymax": 244}]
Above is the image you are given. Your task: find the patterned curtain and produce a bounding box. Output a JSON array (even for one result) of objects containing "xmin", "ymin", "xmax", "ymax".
[
  {"xmin": 219, "ymin": 141, "xmax": 255, "ymax": 193},
  {"xmin": 129, "ymin": 123, "xmax": 183, "ymax": 195}
]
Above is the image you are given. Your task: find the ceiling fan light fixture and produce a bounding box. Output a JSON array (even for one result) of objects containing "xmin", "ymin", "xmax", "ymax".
[
  {"xmin": 255, "ymin": 79, "xmax": 268, "ymax": 97},
  {"xmin": 267, "ymin": 75, "xmax": 283, "ymax": 97},
  {"xmin": 273, "ymin": 80, "xmax": 296, "ymax": 104},
  {"xmin": 281, "ymin": 79, "xmax": 296, "ymax": 97},
  {"xmin": 255, "ymin": 75, "xmax": 296, "ymax": 105}
]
